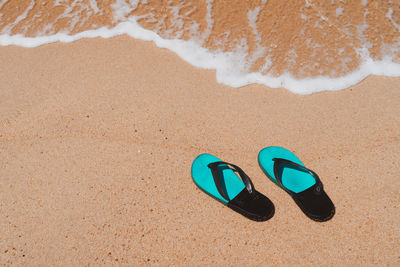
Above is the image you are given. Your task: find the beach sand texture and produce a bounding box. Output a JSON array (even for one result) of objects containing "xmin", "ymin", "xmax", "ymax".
[
  {"xmin": 1, "ymin": 1, "xmax": 400, "ymax": 266},
  {"xmin": 1, "ymin": 36, "xmax": 400, "ymax": 266}
]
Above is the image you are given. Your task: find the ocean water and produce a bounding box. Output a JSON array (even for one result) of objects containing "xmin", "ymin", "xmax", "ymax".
[{"xmin": 1, "ymin": 0, "xmax": 399, "ymax": 94}]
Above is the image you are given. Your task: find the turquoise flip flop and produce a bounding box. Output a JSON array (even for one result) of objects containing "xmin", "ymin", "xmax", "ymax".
[
  {"xmin": 191, "ymin": 154, "xmax": 275, "ymax": 221},
  {"xmin": 258, "ymin": 146, "xmax": 335, "ymax": 222}
]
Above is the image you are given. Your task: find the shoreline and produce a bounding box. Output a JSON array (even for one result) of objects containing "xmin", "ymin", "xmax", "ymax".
[{"xmin": 2, "ymin": 26, "xmax": 400, "ymax": 94}]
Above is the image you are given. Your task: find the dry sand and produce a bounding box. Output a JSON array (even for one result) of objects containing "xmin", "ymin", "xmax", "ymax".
[{"xmin": 0, "ymin": 36, "xmax": 399, "ymax": 265}]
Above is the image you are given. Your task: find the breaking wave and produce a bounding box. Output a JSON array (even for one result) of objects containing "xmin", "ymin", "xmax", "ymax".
[{"xmin": 1, "ymin": 0, "xmax": 400, "ymax": 94}]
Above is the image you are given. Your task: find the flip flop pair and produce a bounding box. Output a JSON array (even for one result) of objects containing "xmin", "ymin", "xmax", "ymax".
[{"xmin": 191, "ymin": 146, "xmax": 335, "ymax": 222}]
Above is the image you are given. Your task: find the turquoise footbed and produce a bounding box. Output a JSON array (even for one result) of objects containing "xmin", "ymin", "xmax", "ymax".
[
  {"xmin": 191, "ymin": 154, "xmax": 245, "ymax": 204},
  {"xmin": 258, "ymin": 146, "xmax": 315, "ymax": 193}
]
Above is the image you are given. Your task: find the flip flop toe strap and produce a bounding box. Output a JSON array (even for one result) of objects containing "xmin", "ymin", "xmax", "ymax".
[
  {"xmin": 272, "ymin": 158, "xmax": 323, "ymax": 196},
  {"xmin": 208, "ymin": 161, "xmax": 255, "ymax": 202}
]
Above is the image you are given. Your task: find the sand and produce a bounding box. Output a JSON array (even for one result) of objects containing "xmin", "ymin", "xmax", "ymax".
[{"xmin": 0, "ymin": 36, "xmax": 399, "ymax": 265}]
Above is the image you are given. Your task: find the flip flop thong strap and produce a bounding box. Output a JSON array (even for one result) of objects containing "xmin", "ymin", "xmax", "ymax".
[
  {"xmin": 272, "ymin": 158, "xmax": 322, "ymax": 195},
  {"xmin": 208, "ymin": 161, "xmax": 255, "ymax": 202}
]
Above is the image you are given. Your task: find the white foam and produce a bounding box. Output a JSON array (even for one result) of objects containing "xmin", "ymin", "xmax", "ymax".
[
  {"xmin": 336, "ymin": 6, "xmax": 343, "ymax": 17},
  {"xmin": 1, "ymin": 0, "xmax": 35, "ymax": 34},
  {"xmin": 0, "ymin": 0, "xmax": 8, "ymax": 9},
  {"xmin": 89, "ymin": 0, "xmax": 100, "ymax": 14},
  {"xmin": 199, "ymin": 0, "xmax": 214, "ymax": 44},
  {"xmin": 386, "ymin": 8, "xmax": 400, "ymax": 32},
  {"xmin": 112, "ymin": 0, "xmax": 139, "ymax": 22},
  {"xmin": 167, "ymin": 4, "xmax": 185, "ymax": 39},
  {"xmin": 247, "ymin": 4, "xmax": 267, "ymax": 70},
  {"xmin": 1, "ymin": 13, "xmax": 400, "ymax": 94}
]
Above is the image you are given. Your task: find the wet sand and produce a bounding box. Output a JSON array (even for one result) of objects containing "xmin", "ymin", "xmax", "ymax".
[
  {"xmin": 0, "ymin": 36, "xmax": 399, "ymax": 265},
  {"xmin": 2, "ymin": 1, "xmax": 400, "ymax": 79}
]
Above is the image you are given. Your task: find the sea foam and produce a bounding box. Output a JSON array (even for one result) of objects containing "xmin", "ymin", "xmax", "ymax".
[{"xmin": 1, "ymin": 1, "xmax": 400, "ymax": 94}]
